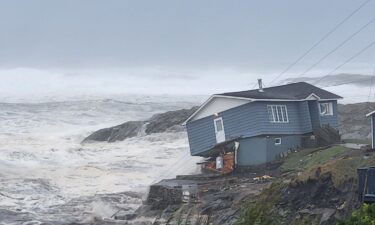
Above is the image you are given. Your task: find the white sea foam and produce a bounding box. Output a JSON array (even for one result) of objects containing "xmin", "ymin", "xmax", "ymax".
[{"xmin": 0, "ymin": 96, "xmax": 201, "ymax": 223}]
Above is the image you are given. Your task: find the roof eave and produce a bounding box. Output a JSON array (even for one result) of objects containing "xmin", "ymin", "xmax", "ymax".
[
  {"xmin": 366, "ymin": 111, "xmax": 375, "ymax": 117},
  {"xmin": 182, "ymin": 95, "xmax": 253, "ymax": 125}
]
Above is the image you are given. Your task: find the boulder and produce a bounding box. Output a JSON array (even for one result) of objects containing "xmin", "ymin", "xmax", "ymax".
[
  {"xmin": 82, "ymin": 121, "xmax": 145, "ymax": 143},
  {"xmin": 82, "ymin": 106, "xmax": 198, "ymax": 143},
  {"xmin": 145, "ymin": 107, "xmax": 198, "ymax": 134}
]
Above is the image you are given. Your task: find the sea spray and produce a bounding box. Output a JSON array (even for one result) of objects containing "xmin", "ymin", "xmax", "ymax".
[{"xmin": 0, "ymin": 96, "xmax": 201, "ymax": 224}]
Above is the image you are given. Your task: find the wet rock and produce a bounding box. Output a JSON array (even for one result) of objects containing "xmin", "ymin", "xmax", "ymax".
[
  {"xmin": 114, "ymin": 213, "xmax": 137, "ymax": 220},
  {"xmin": 145, "ymin": 107, "xmax": 198, "ymax": 134},
  {"xmin": 82, "ymin": 121, "xmax": 145, "ymax": 143},
  {"xmin": 82, "ymin": 107, "xmax": 198, "ymax": 143},
  {"xmin": 146, "ymin": 181, "xmax": 183, "ymax": 210}
]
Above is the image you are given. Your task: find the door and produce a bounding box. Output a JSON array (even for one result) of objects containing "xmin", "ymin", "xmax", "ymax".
[{"xmin": 214, "ymin": 117, "xmax": 226, "ymax": 143}]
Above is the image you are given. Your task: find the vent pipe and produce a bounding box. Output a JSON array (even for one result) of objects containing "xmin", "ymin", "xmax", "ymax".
[{"xmin": 258, "ymin": 79, "xmax": 264, "ymax": 92}]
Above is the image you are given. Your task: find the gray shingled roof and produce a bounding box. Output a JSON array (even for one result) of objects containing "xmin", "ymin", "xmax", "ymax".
[{"xmin": 218, "ymin": 82, "xmax": 342, "ymax": 100}]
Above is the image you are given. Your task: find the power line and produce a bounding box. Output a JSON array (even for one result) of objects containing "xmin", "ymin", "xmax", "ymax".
[
  {"xmin": 268, "ymin": 0, "xmax": 372, "ymax": 85},
  {"xmin": 295, "ymin": 16, "xmax": 375, "ymax": 79},
  {"xmin": 313, "ymin": 40, "xmax": 375, "ymax": 85}
]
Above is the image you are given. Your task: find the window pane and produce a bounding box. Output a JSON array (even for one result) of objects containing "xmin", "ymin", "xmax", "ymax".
[
  {"xmin": 327, "ymin": 103, "xmax": 332, "ymax": 114},
  {"xmin": 320, "ymin": 103, "xmax": 328, "ymax": 115},
  {"xmin": 215, "ymin": 120, "xmax": 223, "ymax": 131},
  {"xmin": 267, "ymin": 105, "xmax": 288, "ymax": 123},
  {"xmin": 267, "ymin": 106, "xmax": 274, "ymax": 122},
  {"xmin": 282, "ymin": 106, "xmax": 288, "ymax": 122},
  {"xmin": 273, "ymin": 106, "xmax": 279, "ymax": 122},
  {"xmin": 277, "ymin": 106, "xmax": 283, "ymax": 122}
]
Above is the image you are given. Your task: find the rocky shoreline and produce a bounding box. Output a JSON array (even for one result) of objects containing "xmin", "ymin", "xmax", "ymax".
[
  {"xmin": 82, "ymin": 107, "xmax": 198, "ymax": 143},
  {"xmin": 108, "ymin": 145, "xmax": 366, "ymax": 225}
]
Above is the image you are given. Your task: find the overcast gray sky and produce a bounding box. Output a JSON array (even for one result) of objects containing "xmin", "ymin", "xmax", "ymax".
[{"xmin": 0, "ymin": 0, "xmax": 374, "ymax": 99}]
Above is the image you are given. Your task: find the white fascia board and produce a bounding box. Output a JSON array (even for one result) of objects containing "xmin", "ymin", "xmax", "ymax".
[
  {"xmin": 317, "ymin": 98, "xmax": 343, "ymax": 101},
  {"xmin": 306, "ymin": 93, "xmax": 321, "ymax": 100},
  {"xmin": 182, "ymin": 95, "xmax": 215, "ymax": 126},
  {"xmin": 366, "ymin": 111, "xmax": 375, "ymax": 117},
  {"xmin": 210, "ymin": 94, "xmax": 254, "ymax": 101},
  {"xmin": 182, "ymin": 95, "xmax": 252, "ymax": 125}
]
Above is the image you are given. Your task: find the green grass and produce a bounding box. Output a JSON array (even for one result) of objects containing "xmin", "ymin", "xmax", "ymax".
[
  {"xmin": 281, "ymin": 146, "xmax": 350, "ymax": 173},
  {"xmin": 338, "ymin": 204, "xmax": 375, "ymax": 225},
  {"xmin": 236, "ymin": 182, "xmax": 285, "ymax": 225},
  {"xmin": 289, "ymin": 146, "xmax": 375, "ymax": 187}
]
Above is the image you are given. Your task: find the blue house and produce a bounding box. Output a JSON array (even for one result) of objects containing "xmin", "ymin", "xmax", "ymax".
[{"xmin": 183, "ymin": 81, "xmax": 342, "ymax": 167}]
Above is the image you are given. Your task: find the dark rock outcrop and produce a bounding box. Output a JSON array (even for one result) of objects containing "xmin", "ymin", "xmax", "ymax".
[
  {"xmin": 131, "ymin": 174, "xmax": 269, "ymax": 225},
  {"xmin": 83, "ymin": 121, "xmax": 145, "ymax": 143},
  {"xmin": 82, "ymin": 106, "xmax": 198, "ymax": 143},
  {"xmin": 145, "ymin": 107, "xmax": 199, "ymax": 134}
]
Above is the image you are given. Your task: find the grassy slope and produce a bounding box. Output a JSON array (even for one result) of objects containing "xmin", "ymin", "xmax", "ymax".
[
  {"xmin": 237, "ymin": 146, "xmax": 375, "ymax": 225},
  {"xmin": 281, "ymin": 146, "xmax": 349, "ymax": 174}
]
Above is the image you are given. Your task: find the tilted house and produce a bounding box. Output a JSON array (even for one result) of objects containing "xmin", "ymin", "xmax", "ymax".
[{"xmin": 183, "ymin": 81, "xmax": 342, "ymax": 166}]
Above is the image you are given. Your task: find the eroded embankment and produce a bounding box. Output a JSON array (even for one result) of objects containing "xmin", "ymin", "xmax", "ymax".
[
  {"xmin": 124, "ymin": 145, "xmax": 375, "ymax": 225},
  {"xmin": 237, "ymin": 146, "xmax": 374, "ymax": 225}
]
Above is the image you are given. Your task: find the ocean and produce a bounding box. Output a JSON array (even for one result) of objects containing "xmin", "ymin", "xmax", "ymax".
[{"xmin": 0, "ymin": 95, "xmax": 202, "ymax": 224}]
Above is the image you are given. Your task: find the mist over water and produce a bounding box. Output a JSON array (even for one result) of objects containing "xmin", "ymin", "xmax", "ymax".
[
  {"xmin": 0, "ymin": 67, "xmax": 258, "ymax": 102},
  {"xmin": 0, "ymin": 96, "xmax": 201, "ymax": 224},
  {"xmin": 0, "ymin": 68, "xmax": 371, "ymax": 104}
]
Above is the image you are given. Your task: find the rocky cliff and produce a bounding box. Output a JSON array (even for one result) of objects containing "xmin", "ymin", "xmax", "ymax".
[
  {"xmin": 82, "ymin": 106, "xmax": 198, "ymax": 143},
  {"xmin": 111, "ymin": 145, "xmax": 369, "ymax": 225}
]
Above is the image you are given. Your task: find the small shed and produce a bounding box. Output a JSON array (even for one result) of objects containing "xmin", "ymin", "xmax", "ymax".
[{"xmin": 366, "ymin": 111, "xmax": 375, "ymax": 149}]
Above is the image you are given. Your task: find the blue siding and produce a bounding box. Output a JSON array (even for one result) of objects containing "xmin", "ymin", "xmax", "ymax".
[
  {"xmin": 186, "ymin": 116, "xmax": 216, "ymax": 155},
  {"xmin": 237, "ymin": 137, "xmax": 267, "ymax": 166},
  {"xmin": 237, "ymin": 135, "xmax": 302, "ymax": 166},
  {"xmin": 319, "ymin": 100, "xmax": 339, "ymax": 129},
  {"xmin": 265, "ymin": 135, "xmax": 301, "ymax": 162},
  {"xmin": 297, "ymin": 101, "xmax": 313, "ymax": 133},
  {"xmin": 220, "ymin": 101, "xmax": 313, "ymax": 139},
  {"xmin": 219, "ymin": 102, "xmax": 263, "ymax": 139}
]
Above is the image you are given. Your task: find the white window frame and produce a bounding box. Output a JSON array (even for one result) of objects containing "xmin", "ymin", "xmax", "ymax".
[
  {"xmin": 319, "ymin": 102, "xmax": 333, "ymax": 116},
  {"xmin": 275, "ymin": 138, "xmax": 282, "ymax": 145},
  {"xmin": 267, "ymin": 105, "xmax": 289, "ymax": 123},
  {"xmin": 214, "ymin": 117, "xmax": 224, "ymax": 132}
]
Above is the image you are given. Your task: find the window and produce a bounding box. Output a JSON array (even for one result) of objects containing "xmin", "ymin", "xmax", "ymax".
[
  {"xmin": 267, "ymin": 105, "xmax": 289, "ymax": 123},
  {"xmin": 275, "ymin": 138, "xmax": 282, "ymax": 145},
  {"xmin": 215, "ymin": 119, "xmax": 223, "ymax": 131},
  {"xmin": 319, "ymin": 102, "xmax": 333, "ymax": 116}
]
